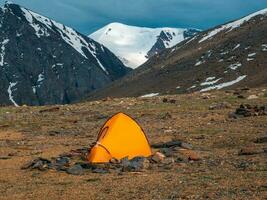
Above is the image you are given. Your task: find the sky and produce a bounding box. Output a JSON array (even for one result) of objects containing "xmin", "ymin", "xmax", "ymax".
[{"xmin": 1, "ymin": 0, "xmax": 267, "ymax": 35}]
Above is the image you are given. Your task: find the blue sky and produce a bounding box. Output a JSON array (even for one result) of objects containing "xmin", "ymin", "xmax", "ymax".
[{"xmin": 1, "ymin": 0, "xmax": 267, "ymax": 34}]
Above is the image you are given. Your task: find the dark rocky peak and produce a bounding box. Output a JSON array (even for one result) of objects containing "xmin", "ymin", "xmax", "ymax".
[
  {"xmin": 3, "ymin": 1, "xmax": 23, "ymax": 14},
  {"xmin": 147, "ymin": 28, "xmax": 201, "ymax": 59},
  {"xmin": 0, "ymin": 3, "xmax": 130, "ymax": 106},
  {"xmin": 183, "ymin": 28, "xmax": 201, "ymax": 39}
]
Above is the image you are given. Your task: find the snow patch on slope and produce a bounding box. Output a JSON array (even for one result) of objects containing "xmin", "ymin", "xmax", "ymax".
[
  {"xmin": 199, "ymin": 8, "xmax": 267, "ymax": 43},
  {"xmin": 89, "ymin": 43, "xmax": 109, "ymax": 74},
  {"xmin": 200, "ymin": 75, "xmax": 247, "ymax": 92},
  {"xmin": 228, "ymin": 62, "xmax": 242, "ymax": 70},
  {"xmin": 195, "ymin": 60, "xmax": 205, "ymax": 66},
  {"xmin": 200, "ymin": 78, "xmax": 222, "ymax": 86},
  {"xmin": 0, "ymin": 39, "xmax": 9, "ymax": 66},
  {"xmin": 21, "ymin": 8, "xmax": 50, "ymax": 38},
  {"xmin": 7, "ymin": 82, "xmax": 19, "ymax": 107},
  {"xmin": 37, "ymin": 73, "xmax": 44, "ymax": 82},
  {"xmin": 140, "ymin": 93, "xmax": 159, "ymax": 98},
  {"xmin": 232, "ymin": 44, "xmax": 240, "ymax": 51}
]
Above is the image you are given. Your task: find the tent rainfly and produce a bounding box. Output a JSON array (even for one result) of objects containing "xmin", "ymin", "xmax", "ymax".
[{"xmin": 87, "ymin": 112, "xmax": 152, "ymax": 163}]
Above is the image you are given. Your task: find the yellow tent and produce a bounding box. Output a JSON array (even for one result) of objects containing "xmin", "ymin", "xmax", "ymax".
[{"xmin": 87, "ymin": 112, "xmax": 152, "ymax": 163}]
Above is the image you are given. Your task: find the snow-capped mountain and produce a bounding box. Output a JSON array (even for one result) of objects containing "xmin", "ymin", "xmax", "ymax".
[
  {"xmin": 0, "ymin": 3, "xmax": 130, "ymax": 106},
  {"xmin": 90, "ymin": 23, "xmax": 200, "ymax": 68},
  {"xmin": 88, "ymin": 8, "xmax": 267, "ymax": 99}
]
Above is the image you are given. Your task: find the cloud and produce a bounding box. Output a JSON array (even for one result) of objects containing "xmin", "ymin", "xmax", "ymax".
[{"xmin": 1, "ymin": 0, "xmax": 267, "ymax": 34}]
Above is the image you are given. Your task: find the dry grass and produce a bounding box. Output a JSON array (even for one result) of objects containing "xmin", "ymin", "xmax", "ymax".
[{"xmin": 0, "ymin": 88, "xmax": 266, "ymax": 200}]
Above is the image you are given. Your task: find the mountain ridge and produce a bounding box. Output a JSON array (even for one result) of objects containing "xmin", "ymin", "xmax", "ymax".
[
  {"xmin": 0, "ymin": 3, "xmax": 130, "ymax": 106},
  {"xmin": 87, "ymin": 8, "xmax": 267, "ymax": 99},
  {"xmin": 90, "ymin": 22, "xmax": 200, "ymax": 68}
]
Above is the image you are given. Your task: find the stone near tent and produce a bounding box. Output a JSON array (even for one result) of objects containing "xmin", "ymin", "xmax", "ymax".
[
  {"xmin": 177, "ymin": 149, "xmax": 201, "ymax": 161},
  {"xmin": 77, "ymin": 162, "xmax": 110, "ymax": 174},
  {"xmin": 64, "ymin": 147, "xmax": 89, "ymax": 159},
  {"xmin": 92, "ymin": 168, "xmax": 109, "ymax": 174},
  {"xmin": 66, "ymin": 164, "xmax": 84, "ymax": 175},
  {"xmin": 188, "ymin": 152, "xmax": 200, "ymax": 161},
  {"xmin": 151, "ymin": 152, "xmax": 166, "ymax": 163},
  {"xmin": 151, "ymin": 140, "xmax": 182, "ymax": 149},
  {"xmin": 121, "ymin": 157, "xmax": 150, "ymax": 172},
  {"xmin": 55, "ymin": 156, "xmax": 70, "ymax": 165},
  {"xmin": 160, "ymin": 148, "xmax": 174, "ymax": 157},
  {"xmin": 180, "ymin": 142, "xmax": 193, "ymax": 150},
  {"xmin": 21, "ymin": 157, "xmax": 52, "ymax": 171},
  {"xmin": 54, "ymin": 156, "xmax": 70, "ymax": 171}
]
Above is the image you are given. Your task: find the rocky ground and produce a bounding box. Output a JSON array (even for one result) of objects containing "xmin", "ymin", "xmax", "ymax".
[{"xmin": 0, "ymin": 87, "xmax": 266, "ymax": 200}]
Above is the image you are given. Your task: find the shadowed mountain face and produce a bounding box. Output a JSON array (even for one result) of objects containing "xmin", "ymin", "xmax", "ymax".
[
  {"xmin": 147, "ymin": 28, "xmax": 200, "ymax": 59},
  {"xmin": 88, "ymin": 8, "xmax": 267, "ymax": 99},
  {"xmin": 0, "ymin": 3, "xmax": 130, "ymax": 106}
]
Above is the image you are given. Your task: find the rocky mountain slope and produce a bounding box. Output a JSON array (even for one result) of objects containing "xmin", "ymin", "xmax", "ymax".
[
  {"xmin": 0, "ymin": 3, "xmax": 130, "ymax": 106},
  {"xmin": 90, "ymin": 23, "xmax": 200, "ymax": 68},
  {"xmin": 88, "ymin": 8, "xmax": 267, "ymax": 99}
]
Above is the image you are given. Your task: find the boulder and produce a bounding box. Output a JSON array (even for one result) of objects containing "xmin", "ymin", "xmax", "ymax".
[
  {"xmin": 54, "ymin": 156, "xmax": 70, "ymax": 170},
  {"xmin": 92, "ymin": 168, "xmax": 109, "ymax": 174},
  {"xmin": 21, "ymin": 157, "xmax": 52, "ymax": 171},
  {"xmin": 121, "ymin": 157, "xmax": 150, "ymax": 172},
  {"xmin": 178, "ymin": 150, "xmax": 200, "ymax": 161},
  {"xmin": 229, "ymin": 104, "xmax": 267, "ymax": 118},
  {"xmin": 151, "ymin": 152, "xmax": 166, "ymax": 163},
  {"xmin": 66, "ymin": 164, "xmax": 84, "ymax": 175},
  {"xmin": 180, "ymin": 142, "xmax": 193, "ymax": 150},
  {"xmin": 160, "ymin": 148, "xmax": 174, "ymax": 157},
  {"xmin": 152, "ymin": 140, "xmax": 182, "ymax": 149}
]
